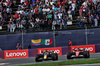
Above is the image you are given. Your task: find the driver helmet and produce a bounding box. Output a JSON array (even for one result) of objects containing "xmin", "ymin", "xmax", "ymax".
[
  {"xmin": 46, "ymin": 50, "xmax": 48, "ymax": 52},
  {"xmin": 77, "ymin": 47, "xmax": 80, "ymax": 50}
]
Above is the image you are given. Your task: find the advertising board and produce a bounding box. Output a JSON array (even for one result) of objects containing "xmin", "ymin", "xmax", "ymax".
[
  {"xmin": 4, "ymin": 49, "xmax": 28, "ymax": 59},
  {"xmin": 38, "ymin": 47, "xmax": 62, "ymax": 55},
  {"xmin": 71, "ymin": 45, "xmax": 95, "ymax": 53}
]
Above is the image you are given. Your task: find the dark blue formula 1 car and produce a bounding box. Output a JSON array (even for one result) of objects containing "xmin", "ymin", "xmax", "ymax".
[{"xmin": 35, "ymin": 50, "xmax": 58, "ymax": 62}]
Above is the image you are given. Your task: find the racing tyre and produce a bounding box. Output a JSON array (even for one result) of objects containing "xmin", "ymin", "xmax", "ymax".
[
  {"xmin": 35, "ymin": 54, "xmax": 41, "ymax": 62},
  {"xmin": 83, "ymin": 51, "xmax": 90, "ymax": 58},
  {"xmin": 55, "ymin": 53, "xmax": 58, "ymax": 60},
  {"xmin": 52, "ymin": 54, "xmax": 57, "ymax": 61},
  {"xmin": 87, "ymin": 51, "xmax": 90, "ymax": 58},
  {"xmin": 67, "ymin": 52, "xmax": 72, "ymax": 59}
]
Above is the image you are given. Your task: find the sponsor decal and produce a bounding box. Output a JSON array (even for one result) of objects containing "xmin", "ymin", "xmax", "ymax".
[
  {"xmin": 38, "ymin": 47, "xmax": 62, "ymax": 55},
  {"xmin": 4, "ymin": 49, "xmax": 28, "ymax": 59},
  {"xmin": 71, "ymin": 45, "xmax": 95, "ymax": 53},
  {"xmin": 76, "ymin": 52, "xmax": 79, "ymax": 57}
]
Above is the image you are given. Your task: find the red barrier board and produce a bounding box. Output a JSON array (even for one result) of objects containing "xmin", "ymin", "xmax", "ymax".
[
  {"xmin": 38, "ymin": 47, "xmax": 62, "ymax": 55},
  {"xmin": 71, "ymin": 45, "xmax": 95, "ymax": 53},
  {"xmin": 4, "ymin": 49, "xmax": 28, "ymax": 59}
]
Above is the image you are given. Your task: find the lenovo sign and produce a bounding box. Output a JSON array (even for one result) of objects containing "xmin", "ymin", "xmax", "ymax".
[
  {"xmin": 4, "ymin": 49, "xmax": 28, "ymax": 59},
  {"xmin": 85, "ymin": 47, "xmax": 93, "ymax": 51},
  {"xmin": 71, "ymin": 45, "xmax": 95, "ymax": 53},
  {"xmin": 6, "ymin": 52, "xmax": 27, "ymax": 57},
  {"xmin": 38, "ymin": 47, "xmax": 62, "ymax": 55}
]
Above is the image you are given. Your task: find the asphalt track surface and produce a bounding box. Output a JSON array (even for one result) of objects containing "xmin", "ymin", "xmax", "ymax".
[{"xmin": 0, "ymin": 53, "xmax": 100, "ymax": 66}]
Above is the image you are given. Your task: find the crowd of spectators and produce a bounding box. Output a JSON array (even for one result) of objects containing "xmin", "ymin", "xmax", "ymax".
[
  {"xmin": 0, "ymin": 0, "xmax": 17, "ymax": 31},
  {"xmin": 1, "ymin": 0, "xmax": 100, "ymax": 33},
  {"xmin": 6, "ymin": 0, "xmax": 77, "ymax": 32},
  {"xmin": 77, "ymin": 0, "xmax": 100, "ymax": 27}
]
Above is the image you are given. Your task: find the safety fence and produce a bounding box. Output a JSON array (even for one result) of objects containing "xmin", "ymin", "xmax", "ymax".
[
  {"xmin": 0, "ymin": 44, "xmax": 100, "ymax": 59},
  {"xmin": 1, "ymin": 28, "xmax": 100, "ymax": 50}
]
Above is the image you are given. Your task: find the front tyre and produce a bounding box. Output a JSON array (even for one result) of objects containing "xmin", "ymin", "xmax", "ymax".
[{"xmin": 67, "ymin": 52, "xmax": 72, "ymax": 59}]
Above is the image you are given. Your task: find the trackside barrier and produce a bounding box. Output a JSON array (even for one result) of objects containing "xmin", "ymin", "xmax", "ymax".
[
  {"xmin": 4, "ymin": 49, "xmax": 28, "ymax": 59},
  {"xmin": 0, "ymin": 51, "xmax": 4, "ymax": 59},
  {"xmin": 61, "ymin": 44, "xmax": 96, "ymax": 55},
  {"xmin": 0, "ymin": 44, "xmax": 99, "ymax": 59},
  {"xmin": 37, "ymin": 47, "xmax": 62, "ymax": 55},
  {"xmin": 95, "ymin": 44, "xmax": 100, "ymax": 53},
  {"xmin": 71, "ymin": 45, "xmax": 95, "ymax": 53},
  {"xmin": 28, "ymin": 49, "xmax": 37, "ymax": 57},
  {"xmin": 62, "ymin": 46, "xmax": 71, "ymax": 55},
  {"xmin": 28, "ymin": 47, "xmax": 62, "ymax": 58}
]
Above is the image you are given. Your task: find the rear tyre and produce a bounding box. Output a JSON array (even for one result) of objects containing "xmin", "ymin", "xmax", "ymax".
[
  {"xmin": 35, "ymin": 54, "xmax": 41, "ymax": 62},
  {"xmin": 87, "ymin": 51, "xmax": 90, "ymax": 58},
  {"xmin": 67, "ymin": 52, "xmax": 72, "ymax": 59},
  {"xmin": 55, "ymin": 53, "xmax": 58, "ymax": 60},
  {"xmin": 52, "ymin": 54, "xmax": 57, "ymax": 61}
]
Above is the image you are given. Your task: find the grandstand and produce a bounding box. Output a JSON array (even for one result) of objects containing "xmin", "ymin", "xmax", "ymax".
[{"xmin": 0, "ymin": 0, "xmax": 100, "ymax": 35}]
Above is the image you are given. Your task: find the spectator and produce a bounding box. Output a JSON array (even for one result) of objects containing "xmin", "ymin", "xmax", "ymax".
[
  {"xmin": 94, "ymin": 14, "xmax": 98, "ymax": 26},
  {"xmin": 67, "ymin": 9, "xmax": 72, "ymax": 20},
  {"xmin": 18, "ymin": 5, "xmax": 22, "ymax": 10},
  {"xmin": 34, "ymin": 7, "xmax": 39, "ymax": 18},
  {"xmin": 24, "ymin": 0, "xmax": 29, "ymax": 6},
  {"xmin": 56, "ymin": 18, "xmax": 61, "ymax": 29},
  {"xmin": 0, "ymin": 20, "xmax": 2, "ymax": 26},
  {"xmin": 36, "ymin": 17, "xmax": 40, "ymax": 23},
  {"xmin": 21, "ymin": 0, "xmax": 25, "ymax": 4},
  {"xmin": 7, "ymin": 0, "xmax": 12, "ymax": 7},
  {"xmin": 28, "ymin": 44, "xmax": 31, "ymax": 49},
  {"xmin": 7, "ymin": 22, "xmax": 11, "ymax": 32},
  {"xmin": 76, "ymin": 17, "xmax": 81, "ymax": 27},
  {"xmin": 14, "ymin": 12, "xmax": 19, "ymax": 19},
  {"xmin": 19, "ymin": 44, "xmax": 22, "ymax": 49},
  {"xmin": 63, "ymin": 17, "xmax": 67, "ymax": 29},
  {"xmin": 16, "ymin": 22, "xmax": 23, "ymax": 32},
  {"xmin": 0, "ymin": 12, "xmax": 2, "ymax": 20},
  {"xmin": 3, "ymin": 1, "xmax": 8, "ymax": 7},
  {"xmin": 16, "ymin": 43, "xmax": 22, "ymax": 50},
  {"xmin": 13, "ymin": 0, "xmax": 17, "ymax": 6},
  {"xmin": 58, "ymin": 12, "xmax": 63, "ymax": 19},
  {"xmin": 10, "ymin": 22, "xmax": 16, "ymax": 32},
  {"xmin": 69, "ymin": 39, "xmax": 72, "ymax": 46},
  {"xmin": 6, "ymin": 6, "xmax": 12, "ymax": 15},
  {"xmin": 0, "ymin": 19, "xmax": 5, "ymax": 26},
  {"xmin": 60, "ymin": 19, "xmax": 64, "ymax": 29},
  {"xmin": 2, "ymin": 9, "xmax": 7, "ymax": 21},
  {"xmin": 32, "ymin": 0, "xmax": 36, "ymax": 3},
  {"xmin": 52, "ymin": 19, "xmax": 56, "ymax": 30}
]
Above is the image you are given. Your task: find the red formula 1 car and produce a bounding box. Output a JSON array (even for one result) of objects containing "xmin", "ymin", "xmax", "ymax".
[{"xmin": 67, "ymin": 48, "xmax": 90, "ymax": 59}]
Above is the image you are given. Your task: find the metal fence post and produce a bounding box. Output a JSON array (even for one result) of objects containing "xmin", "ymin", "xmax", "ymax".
[
  {"xmin": 85, "ymin": 24, "xmax": 88, "ymax": 45},
  {"xmin": 22, "ymin": 29, "xmax": 24, "ymax": 49},
  {"xmin": 53, "ymin": 26, "xmax": 56, "ymax": 47}
]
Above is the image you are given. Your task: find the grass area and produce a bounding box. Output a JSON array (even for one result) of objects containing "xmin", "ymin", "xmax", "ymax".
[{"xmin": 18, "ymin": 59, "xmax": 100, "ymax": 66}]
